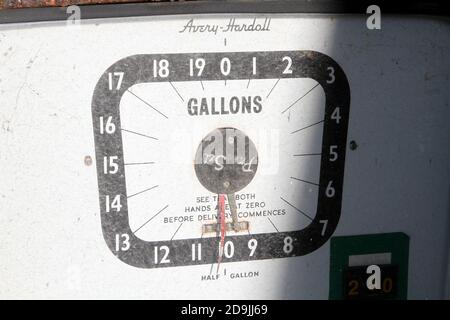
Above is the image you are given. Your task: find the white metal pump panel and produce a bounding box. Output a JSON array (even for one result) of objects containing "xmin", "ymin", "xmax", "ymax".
[{"xmin": 0, "ymin": 13, "xmax": 449, "ymax": 299}]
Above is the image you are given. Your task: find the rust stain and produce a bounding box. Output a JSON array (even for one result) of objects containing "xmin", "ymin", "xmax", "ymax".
[{"xmin": 1, "ymin": 0, "xmax": 171, "ymax": 9}]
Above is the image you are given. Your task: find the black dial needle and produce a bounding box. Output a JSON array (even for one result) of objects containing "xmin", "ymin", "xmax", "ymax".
[{"xmin": 227, "ymin": 193, "xmax": 240, "ymax": 231}]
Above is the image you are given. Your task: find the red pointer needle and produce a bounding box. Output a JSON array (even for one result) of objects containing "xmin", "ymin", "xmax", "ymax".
[{"xmin": 217, "ymin": 194, "xmax": 226, "ymax": 272}]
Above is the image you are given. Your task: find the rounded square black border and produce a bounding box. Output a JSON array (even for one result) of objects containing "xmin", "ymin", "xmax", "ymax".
[{"xmin": 92, "ymin": 50, "xmax": 350, "ymax": 268}]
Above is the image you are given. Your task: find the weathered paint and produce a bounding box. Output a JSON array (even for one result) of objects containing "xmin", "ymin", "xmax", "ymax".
[{"xmin": 1, "ymin": 0, "xmax": 163, "ymax": 9}]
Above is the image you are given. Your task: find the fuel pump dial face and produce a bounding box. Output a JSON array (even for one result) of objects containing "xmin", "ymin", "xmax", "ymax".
[{"xmin": 92, "ymin": 51, "xmax": 350, "ymax": 268}]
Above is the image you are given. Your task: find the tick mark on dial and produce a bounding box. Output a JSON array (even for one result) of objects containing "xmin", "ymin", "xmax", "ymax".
[
  {"xmin": 267, "ymin": 217, "xmax": 279, "ymax": 232},
  {"xmin": 170, "ymin": 222, "xmax": 184, "ymax": 241},
  {"xmin": 290, "ymin": 119, "xmax": 324, "ymax": 135},
  {"xmin": 124, "ymin": 161, "xmax": 155, "ymax": 166},
  {"xmin": 121, "ymin": 128, "xmax": 158, "ymax": 141},
  {"xmin": 127, "ymin": 89, "xmax": 168, "ymax": 119},
  {"xmin": 169, "ymin": 81, "xmax": 184, "ymax": 102},
  {"xmin": 133, "ymin": 204, "xmax": 169, "ymax": 234},
  {"xmin": 293, "ymin": 153, "xmax": 322, "ymax": 157},
  {"xmin": 290, "ymin": 177, "xmax": 319, "ymax": 187},
  {"xmin": 127, "ymin": 184, "xmax": 159, "ymax": 199},
  {"xmin": 266, "ymin": 78, "xmax": 280, "ymax": 98},
  {"xmin": 280, "ymin": 196, "xmax": 313, "ymax": 221},
  {"xmin": 281, "ymin": 83, "xmax": 320, "ymax": 114}
]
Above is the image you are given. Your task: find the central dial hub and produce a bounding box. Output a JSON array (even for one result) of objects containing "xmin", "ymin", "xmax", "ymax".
[{"xmin": 194, "ymin": 127, "xmax": 258, "ymax": 194}]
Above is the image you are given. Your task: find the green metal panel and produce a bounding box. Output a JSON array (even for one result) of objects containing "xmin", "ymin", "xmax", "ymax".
[{"xmin": 329, "ymin": 232, "xmax": 409, "ymax": 299}]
